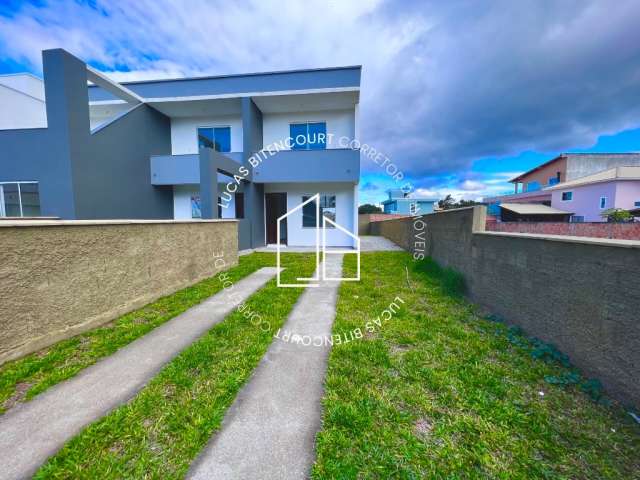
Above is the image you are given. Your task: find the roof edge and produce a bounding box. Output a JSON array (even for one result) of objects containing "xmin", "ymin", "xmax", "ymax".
[
  {"xmin": 510, "ymin": 152, "xmax": 640, "ymax": 183},
  {"xmin": 87, "ymin": 65, "xmax": 363, "ymax": 88}
]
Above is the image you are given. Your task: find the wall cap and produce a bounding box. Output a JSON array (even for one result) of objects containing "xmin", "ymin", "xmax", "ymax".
[
  {"xmin": 475, "ymin": 230, "xmax": 640, "ymax": 249},
  {"xmin": 0, "ymin": 219, "xmax": 238, "ymax": 228}
]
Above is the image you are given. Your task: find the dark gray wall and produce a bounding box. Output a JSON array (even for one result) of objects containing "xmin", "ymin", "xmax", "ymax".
[
  {"xmin": 371, "ymin": 206, "xmax": 640, "ymax": 408},
  {"xmin": 0, "ymin": 49, "xmax": 83, "ymax": 218},
  {"xmin": 77, "ymin": 104, "xmax": 172, "ymax": 219},
  {"xmin": 241, "ymin": 97, "xmax": 265, "ymax": 248},
  {"xmin": 252, "ymin": 149, "xmax": 359, "ymax": 183},
  {"xmin": 199, "ymin": 148, "xmax": 219, "ymax": 220},
  {"xmin": 0, "ymin": 49, "xmax": 173, "ymax": 219}
]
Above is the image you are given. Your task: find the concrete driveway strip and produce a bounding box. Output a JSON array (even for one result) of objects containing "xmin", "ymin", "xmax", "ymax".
[
  {"xmin": 187, "ymin": 254, "xmax": 344, "ymax": 480},
  {"xmin": 0, "ymin": 267, "xmax": 278, "ymax": 480}
]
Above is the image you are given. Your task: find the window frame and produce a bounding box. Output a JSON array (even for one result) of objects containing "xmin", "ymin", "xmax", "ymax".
[
  {"xmin": 599, "ymin": 196, "xmax": 607, "ymax": 210},
  {"xmin": 301, "ymin": 193, "xmax": 336, "ymax": 228},
  {"xmin": 570, "ymin": 215, "xmax": 585, "ymax": 223},
  {"xmin": 526, "ymin": 181, "xmax": 541, "ymax": 192},
  {"xmin": 561, "ymin": 191, "xmax": 573, "ymax": 201},
  {"xmin": 0, "ymin": 181, "xmax": 40, "ymax": 217},
  {"xmin": 196, "ymin": 125, "xmax": 232, "ymax": 153},
  {"xmin": 409, "ymin": 202, "xmax": 417, "ymax": 215},
  {"xmin": 289, "ymin": 121, "xmax": 327, "ymax": 151}
]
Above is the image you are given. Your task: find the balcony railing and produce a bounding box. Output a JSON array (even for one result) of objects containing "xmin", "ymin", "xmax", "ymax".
[
  {"xmin": 150, "ymin": 152, "xmax": 242, "ymax": 185},
  {"xmin": 251, "ymin": 148, "xmax": 360, "ymax": 183}
]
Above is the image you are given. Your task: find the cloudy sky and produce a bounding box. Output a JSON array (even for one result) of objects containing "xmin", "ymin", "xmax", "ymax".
[{"xmin": 2, "ymin": 0, "xmax": 639, "ymax": 205}]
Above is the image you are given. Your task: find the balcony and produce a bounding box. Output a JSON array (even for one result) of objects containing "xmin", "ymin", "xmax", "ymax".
[
  {"xmin": 251, "ymin": 148, "xmax": 360, "ymax": 183},
  {"xmin": 150, "ymin": 152, "xmax": 243, "ymax": 185}
]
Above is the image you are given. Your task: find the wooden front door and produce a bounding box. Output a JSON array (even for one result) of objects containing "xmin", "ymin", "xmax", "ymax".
[{"xmin": 265, "ymin": 193, "xmax": 287, "ymax": 244}]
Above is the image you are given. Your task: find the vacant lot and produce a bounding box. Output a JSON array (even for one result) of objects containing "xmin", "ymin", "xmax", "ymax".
[{"xmin": 313, "ymin": 252, "xmax": 639, "ymax": 479}]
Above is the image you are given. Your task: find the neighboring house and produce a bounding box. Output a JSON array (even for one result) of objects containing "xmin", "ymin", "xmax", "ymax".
[
  {"xmin": 547, "ymin": 166, "xmax": 640, "ymax": 222},
  {"xmin": 498, "ymin": 203, "xmax": 572, "ymax": 222},
  {"xmin": 382, "ymin": 189, "xmax": 437, "ymax": 215},
  {"xmin": 0, "ymin": 49, "xmax": 361, "ymax": 249},
  {"xmin": 0, "ymin": 73, "xmax": 47, "ymax": 129},
  {"xmin": 484, "ymin": 153, "xmax": 640, "ymax": 214}
]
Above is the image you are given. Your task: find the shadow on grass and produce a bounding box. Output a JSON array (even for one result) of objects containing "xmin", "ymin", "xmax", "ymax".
[{"xmin": 411, "ymin": 257, "xmax": 466, "ymax": 297}]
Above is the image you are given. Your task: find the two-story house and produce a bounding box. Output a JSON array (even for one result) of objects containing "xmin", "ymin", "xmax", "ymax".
[
  {"xmin": 483, "ymin": 153, "xmax": 640, "ymax": 215},
  {"xmin": 381, "ymin": 189, "xmax": 437, "ymax": 215},
  {"xmin": 0, "ymin": 49, "xmax": 361, "ymax": 249}
]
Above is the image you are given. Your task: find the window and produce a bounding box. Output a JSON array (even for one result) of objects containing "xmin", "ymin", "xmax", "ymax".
[
  {"xmin": 599, "ymin": 196, "xmax": 607, "ymax": 209},
  {"xmin": 561, "ymin": 191, "xmax": 573, "ymax": 201},
  {"xmin": 290, "ymin": 122, "xmax": 326, "ymax": 150},
  {"xmin": 197, "ymin": 127, "xmax": 231, "ymax": 152},
  {"xmin": 548, "ymin": 177, "xmax": 559, "ymax": 186},
  {"xmin": 235, "ymin": 193, "xmax": 245, "ymax": 219},
  {"xmin": 634, "ymin": 201, "xmax": 640, "ymax": 207},
  {"xmin": 191, "ymin": 195, "xmax": 201, "ymax": 218},
  {"xmin": 526, "ymin": 181, "xmax": 541, "ymax": 192},
  {"xmin": 0, "ymin": 182, "xmax": 40, "ymax": 217},
  {"xmin": 302, "ymin": 194, "xmax": 336, "ymax": 227},
  {"xmin": 570, "ymin": 215, "xmax": 585, "ymax": 223},
  {"xmin": 409, "ymin": 202, "xmax": 417, "ymax": 215}
]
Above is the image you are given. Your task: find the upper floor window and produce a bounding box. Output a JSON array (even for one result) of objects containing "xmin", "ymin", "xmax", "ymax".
[
  {"xmin": 599, "ymin": 196, "xmax": 607, "ymax": 209},
  {"xmin": 290, "ymin": 122, "xmax": 326, "ymax": 150},
  {"xmin": 526, "ymin": 181, "xmax": 541, "ymax": 192},
  {"xmin": 409, "ymin": 202, "xmax": 418, "ymax": 215},
  {"xmin": 548, "ymin": 177, "xmax": 559, "ymax": 186},
  {"xmin": 561, "ymin": 191, "xmax": 573, "ymax": 201},
  {"xmin": 0, "ymin": 182, "xmax": 40, "ymax": 217},
  {"xmin": 198, "ymin": 127, "xmax": 231, "ymax": 152},
  {"xmin": 634, "ymin": 201, "xmax": 640, "ymax": 207}
]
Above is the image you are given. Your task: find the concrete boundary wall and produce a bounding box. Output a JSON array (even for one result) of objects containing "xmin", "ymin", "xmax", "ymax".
[
  {"xmin": 358, "ymin": 213, "xmax": 409, "ymax": 235},
  {"xmin": 0, "ymin": 219, "xmax": 238, "ymax": 365},
  {"xmin": 370, "ymin": 206, "xmax": 640, "ymax": 408},
  {"xmin": 487, "ymin": 220, "xmax": 640, "ymax": 240}
]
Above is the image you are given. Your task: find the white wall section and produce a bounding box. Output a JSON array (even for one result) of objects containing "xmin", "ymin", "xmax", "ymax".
[
  {"xmin": 264, "ymin": 182, "xmax": 356, "ymax": 246},
  {"xmin": 170, "ymin": 115, "xmax": 242, "ymax": 155},
  {"xmin": 262, "ymin": 110, "xmax": 355, "ymax": 149},
  {"xmin": 0, "ymin": 74, "xmax": 46, "ymax": 129}
]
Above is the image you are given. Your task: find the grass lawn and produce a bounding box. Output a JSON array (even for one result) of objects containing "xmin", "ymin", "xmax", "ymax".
[
  {"xmin": 34, "ymin": 253, "xmax": 315, "ymax": 479},
  {"xmin": 313, "ymin": 251, "xmax": 640, "ymax": 479},
  {"xmin": 0, "ymin": 253, "xmax": 288, "ymax": 415}
]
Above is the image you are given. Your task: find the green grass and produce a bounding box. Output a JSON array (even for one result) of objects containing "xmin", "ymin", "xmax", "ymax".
[
  {"xmin": 34, "ymin": 253, "xmax": 315, "ymax": 479},
  {"xmin": 0, "ymin": 253, "xmax": 284, "ymax": 415},
  {"xmin": 313, "ymin": 252, "xmax": 640, "ymax": 479}
]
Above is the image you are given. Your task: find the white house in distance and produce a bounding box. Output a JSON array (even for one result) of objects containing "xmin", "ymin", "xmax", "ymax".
[{"xmin": 0, "ymin": 73, "xmax": 47, "ymax": 129}]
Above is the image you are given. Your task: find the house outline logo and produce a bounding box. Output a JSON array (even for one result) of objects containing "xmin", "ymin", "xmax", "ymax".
[{"xmin": 276, "ymin": 193, "xmax": 361, "ymax": 288}]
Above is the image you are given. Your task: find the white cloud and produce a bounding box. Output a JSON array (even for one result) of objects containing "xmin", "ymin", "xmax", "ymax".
[
  {"xmin": 414, "ymin": 188, "xmax": 438, "ymax": 197},
  {"xmin": 2, "ymin": 0, "xmax": 640, "ymax": 189},
  {"xmin": 459, "ymin": 180, "xmax": 486, "ymax": 191}
]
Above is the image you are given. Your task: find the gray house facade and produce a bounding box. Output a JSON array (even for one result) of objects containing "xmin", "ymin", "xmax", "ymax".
[{"xmin": 0, "ymin": 49, "xmax": 361, "ymax": 249}]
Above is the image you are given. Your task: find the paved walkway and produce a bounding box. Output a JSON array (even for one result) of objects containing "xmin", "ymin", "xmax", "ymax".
[
  {"xmin": 359, "ymin": 235, "xmax": 403, "ymax": 251},
  {"xmin": 239, "ymin": 235, "xmax": 402, "ymax": 256},
  {"xmin": 187, "ymin": 255, "xmax": 344, "ymax": 480},
  {"xmin": 0, "ymin": 267, "xmax": 278, "ymax": 480}
]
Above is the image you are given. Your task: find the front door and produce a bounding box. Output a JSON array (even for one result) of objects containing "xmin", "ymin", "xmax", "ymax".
[{"xmin": 265, "ymin": 193, "xmax": 287, "ymax": 244}]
